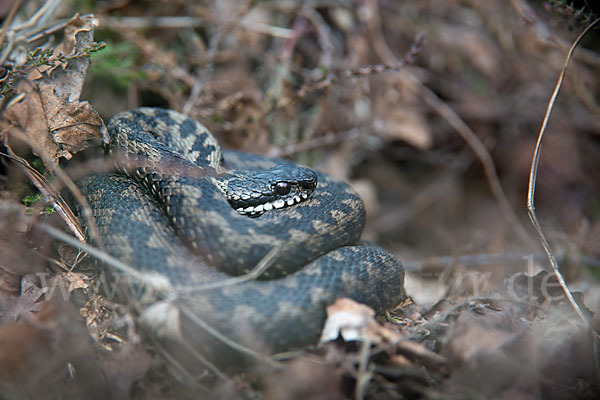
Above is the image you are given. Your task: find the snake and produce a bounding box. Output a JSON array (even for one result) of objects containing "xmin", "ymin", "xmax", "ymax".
[{"xmin": 76, "ymin": 108, "xmax": 405, "ymax": 364}]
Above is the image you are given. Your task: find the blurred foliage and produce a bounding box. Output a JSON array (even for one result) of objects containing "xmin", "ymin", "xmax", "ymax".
[
  {"xmin": 90, "ymin": 40, "xmax": 144, "ymax": 91},
  {"xmin": 547, "ymin": 0, "xmax": 599, "ymax": 27}
]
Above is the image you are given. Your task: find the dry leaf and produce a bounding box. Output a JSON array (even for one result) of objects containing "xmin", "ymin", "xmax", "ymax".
[
  {"xmin": 264, "ymin": 358, "xmax": 345, "ymax": 400},
  {"xmin": 0, "ymin": 299, "xmax": 109, "ymax": 398},
  {"xmin": 445, "ymin": 311, "xmax": 513, "ymax": 362},
  {"xmin": 319, "ymin": 298, "xmax": 401, "ymax": 345},
  {"xmin": 3, "ymin": 14, "xmax": 103, "ymax": 164},
  {"xmin": 439, "ymin": 300, "xmax": 593, "ymax": 398},
  {"xmin": 0, "ymin": 202, "xmax": 44, "ymax": 298},
  {"xmin": 61, "ymin": 272, "xmax": 89, "ymax": 292},
  {"xmin": 437, "ymin": 25, "xmax": 501, "ymax": 79},
  {"xmin": 98, "ymin": 343, "xmax": 152, "ymax": 398},
  {"xmin": 373, "ymin": 108, "xmax": 432, "ymax": 150}
]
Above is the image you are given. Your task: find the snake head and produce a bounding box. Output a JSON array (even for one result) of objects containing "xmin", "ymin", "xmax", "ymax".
[{"xmin": 218, "ymin": 165, "xmax": 318, "ymax": 217}]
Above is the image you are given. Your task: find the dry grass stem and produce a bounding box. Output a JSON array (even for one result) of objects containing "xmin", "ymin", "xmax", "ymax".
[
  {"xmin": 0, "ymin": 149, "xmax": 85, "ymax": 241},
  {"xmin": 176, "ymin": 302, "xmax": 285, "ymax": 370},
  {"xmin": 40, "ymin": 223, "xmax": 168, "ymax": 291},
  {"xmin": 526, "ymin": 18, "xmax": 600, "ymax": 325},
  {"xmin": 0, "ymin": 0, "xmax": 24, "ymax": 50},
  {"xmin": 179, "ymin": 245, "xmax": 281, "ymax": 294},
  {"xmin": 403, "ymin": 251, "xmax": 600, "ymax": 273},
  {"xmin": 355, "ymin": 338, "xmax": 374, "ymax": 400},
  {"xmin": 2, "ymin": 125, "xmax": 103, "ymax": 248}
]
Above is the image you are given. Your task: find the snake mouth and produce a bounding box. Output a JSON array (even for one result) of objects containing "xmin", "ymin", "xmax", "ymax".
[
  {"xmin": 236, "ymin": 190, "xmax": 312, "ymax": 217},
  {"xmin": 215, "ymin": 165, "xmax": 318, "ymax": 218}
]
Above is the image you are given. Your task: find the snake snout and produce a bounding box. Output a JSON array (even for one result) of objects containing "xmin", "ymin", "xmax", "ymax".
[{"xmin": 221, "ymin": 164, "xmax": 318, "ymax": 217}]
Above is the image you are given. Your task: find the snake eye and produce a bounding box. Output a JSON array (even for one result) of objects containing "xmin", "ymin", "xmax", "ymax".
[{"xmin": 274, "ymin": 182, "xmax": 291, "ymax": 196}]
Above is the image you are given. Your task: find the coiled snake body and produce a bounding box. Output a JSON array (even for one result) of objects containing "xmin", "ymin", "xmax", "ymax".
[{"xmin": 78, "ymin": 108, "xmax": 405, "ymax": 362}]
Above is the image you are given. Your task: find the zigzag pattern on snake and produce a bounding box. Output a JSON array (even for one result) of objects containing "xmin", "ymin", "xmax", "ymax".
[{"xmin": 77, "ymin": 108, "xmax": 405, "ymax": 361}]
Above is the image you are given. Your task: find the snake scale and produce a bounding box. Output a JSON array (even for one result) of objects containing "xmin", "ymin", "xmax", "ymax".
[{"xmin": 77, "ymin": 108, "xmax": 405, "ymax": 364}]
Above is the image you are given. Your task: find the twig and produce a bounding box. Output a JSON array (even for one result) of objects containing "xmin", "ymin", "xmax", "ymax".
[
  {"xmin": 102, "ymin": 16, "xmax": 294, "ymax": 38},
  {"xmin": 176, "ymin": 335, "xmax": 231, "ymax": 382},
  {"xmin": 25, "ymin": 12, "xmax": 85, "ymax": 43},
  {"xmin": 176, "ymin": 302, "xmax": 285, "ymax": 369},
  {"xmin": 0, "ymin": 0, "xmax": 62, "ymax": 66},
  {"xmin": 40, "ymin": 223, "xmax": 173, "ymax": 292},
  {"xmin": 44, "ymin": 221, "xmax": 285, "ymax": 369},
  {"xmin": 178, "ymin": 245, "xmax": 280, "ymax": 294},
  {"xmin": 0, "ymin": 0, "xmax": 23, "ymax": 51},
  {"xmin": 240, "ymin": 20, "xmax": 294, "ymax": 39},
  {"xmin": 2, "ymin": 123, "xmax": 103, "ymax": 248},
  {"xmin": 0, "ymin": 150, "xmax": 85, "ymax": 242},
  {"xmin": 103, "ymin": 16, "xmax": 205, "ymax": 30},
  {"xmin": 355, "ymin": 338, "xmax": 373, "ymax": 400},
  {"xmin": 526, "ymin": 18, "xmax": 600, "ymax": 324},
  {"xmin": 402, "ymin": 71, "xmax": 536, "ymax": 247},
  {"xmin": 300, "ymin": 5, "xmax": 334, "ymax": 69},
  {"xmin": 297, "ymin": 34, "xmax": 426, "ymax": 98},
  {"xmin": 183, "ymin": 0, "xmax": 258, "ymax": 114},
  {"xmin": 267, "ymin": 127, "xmax": 365, "ymax": 158},
  {"xmin": 12, "ymin": 0, "xmax": 61, "ymax": 31},
  {"xmin": 0, "ymin": 30, "xmax": 16, "ymax": 67},
  {"xmin": 364, "ymin": 0, "xmax": 397, "ymax": 64},
  {"xmin": 374, "ymin": 145, "xmax": 474, "ymax": 234},
  {"xmin": 403, "ymin": 252, "xmax": 600, "ymax": 273},
  {"xmin": 527, "ymin": 18, "xmax": 600, "ymax": 383},
  {"xmin": 149, "ymin": 337, "xmax": 211, "ymax": 390}
]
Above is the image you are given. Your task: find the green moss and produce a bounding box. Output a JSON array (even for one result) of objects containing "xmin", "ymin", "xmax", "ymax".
[
  {"xmin": 90, "ymin": 41, "xmax": 145, "ymax": 90},
  {"xmin": 211, "ymin": 114, "xmax": 225, "ymax": 124},
  {"xmin": 22, "ymin": 193, "xmax": 43, "ymax": 207},
  {"xmin": 22, "ymin": 193, "xmax": 55, "ymax": 215}
]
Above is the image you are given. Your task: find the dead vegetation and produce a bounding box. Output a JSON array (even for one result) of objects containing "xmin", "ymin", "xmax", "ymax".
[{"xmin": 1, "ymin": 0, "xmax": 600, "ymax": 399}]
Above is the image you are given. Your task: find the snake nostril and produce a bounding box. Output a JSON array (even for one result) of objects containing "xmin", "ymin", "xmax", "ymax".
[{"xmin": 301, "ymin": 181, "xmax": 314, "ymax": 191}]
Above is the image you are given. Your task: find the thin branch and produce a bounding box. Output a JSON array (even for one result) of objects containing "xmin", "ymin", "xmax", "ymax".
[
  {"xmin": 0, "ymin": 150, "xmax": 85, "ymax": 242},
  {"xmin": 0, "ymin": 0, "xmax": 23, "ymax": 51},
  {"xmin": 355, "ymin": 338, "xmax": 374, "ymax": 400},
  {"xmin": 102, "ymin": 16, "xmax": 293, "ymax": 38},
  {"xmin": 44, "ymin": 222, "xmax": 286, "ymax": 369},
  {"xmin": 2, "ymin": 124, "xmax": 103, "ymax": 249},
  {"xmin": 183, "ymin": 0, "xmax": 258, "ymax": 114},
  {"xmin": 300, "ymin": 5, "xmax": 335, "ymax": 69},
  {"xmin": 364, "ymin": 0, "xmax": 397, "ymax": 64},
  {"xmin": 526, "ymin": 18, "xmax": 600, "ymax": 325},
  {"xmin": 0, "ymin": 0, "xmax": 62, "ymax": 66},
  {"xmin": 40, "ymin": 223, "xmax": 173, "ymax": 291},
  {"xmin": 12, "ymin": 0, "xmax": 61, "ymax": 31},
  {"xmin": 297, "ymin": 34, "xmax": 426, "ymax": 98},
  {"xmin": 25, "ymin": 12, "xmax": 85, "ymax": 43},
  {"xmin": 176, "ymin": 302, "xmax": 285, "ymax": 369},
  {"xmin": 267, "ymin": 127, "xmax": 365, "ymax": 158},
  {"xmin": 149, "ymin": 337, "xmax": 212, "ymax": 390},
  {"xmin": 374, "ymin": 145, "xmax": 474, "ymax": 235},
  {"xmin": 403, "ymin": 252, "xmax": 600, "ymax": 273},
  {"xmin": 402, "ymin": 71, "xmax": 536, "ymax": 247},
  {"xmin": 177, "ymin": 245, "xmax": 280, "ymax": 294}
]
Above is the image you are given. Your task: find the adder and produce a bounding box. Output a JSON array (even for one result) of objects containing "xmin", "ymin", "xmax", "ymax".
[{"xmin": 77, "ymin": 107, "xmax": 405, "ymax": 363}]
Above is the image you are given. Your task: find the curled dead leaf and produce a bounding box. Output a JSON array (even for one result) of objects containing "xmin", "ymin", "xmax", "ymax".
[
  {"xmin": 319, "ymin": 298, "xmax": 401, "ymax": 345},
  {"xmin": 2, "ymin": 14, "xmax": 103, "ymax": 164}
]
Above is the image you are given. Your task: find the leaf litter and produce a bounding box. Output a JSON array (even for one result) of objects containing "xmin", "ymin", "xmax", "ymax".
[{"xmin": 0, "ymin": 1, "xmax": 599, "ymax": 399}]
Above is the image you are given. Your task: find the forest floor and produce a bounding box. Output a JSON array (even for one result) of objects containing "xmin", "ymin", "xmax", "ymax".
[{"xmin": 1, "ymin": 1, "xmax": 600, "ymax": 399}]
